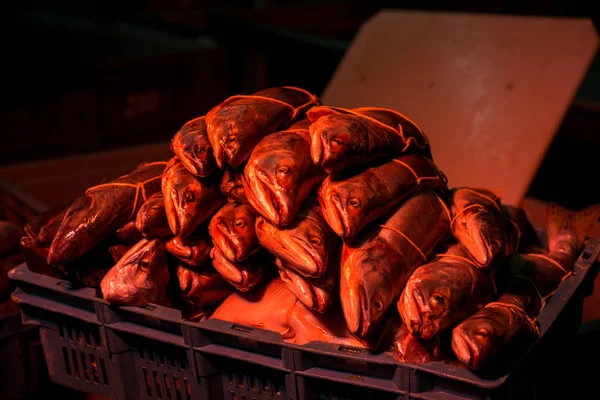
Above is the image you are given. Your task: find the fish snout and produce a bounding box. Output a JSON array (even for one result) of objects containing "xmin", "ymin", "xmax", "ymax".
[
  {"xmin": 341, "ymin": 280, "xmax": 370, "ymax": 338},
  {"xmin": 451, "ymin": 326, "xmax": 483, "ymax": 369},
  {"xmin": 327, "ymin": 195, "xmax": 347, "ymax": 239},
  {"xmin": 309, "ymin": 126, "xmax": 325, "ymax": 168},
  {"xmin": 405, "ymin": 288, "xmax": 426, "ymax": 335}
]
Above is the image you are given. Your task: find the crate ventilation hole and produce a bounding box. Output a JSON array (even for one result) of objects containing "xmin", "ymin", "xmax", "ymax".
[
  {"xmin": 227, "ymin": 372, "xmax": 283, "ymax": 398},
  {"xmin": 58, "ymin": 323, "xmax": 108, "ymax": 385}
]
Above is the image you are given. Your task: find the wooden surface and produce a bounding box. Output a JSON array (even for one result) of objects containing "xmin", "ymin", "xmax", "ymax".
[
  {"xmin": 322, "ymin": 10, "xmax": 599, "ymax": 207},
  {"xmin": 0, "ymin": 142, "xmax": 173, "ymax": 210}
]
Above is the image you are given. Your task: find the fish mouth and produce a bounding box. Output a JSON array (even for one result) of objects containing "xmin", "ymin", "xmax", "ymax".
[
  {"xmin": 213, "ymin": 222, "xmax": 244, "ymax": 262},
  {"xmin": 286, "ymin": 234, "xmax": 325, "ymax": 277},
  {"xmin": 168, "ymin": 188, "xmax": 182, "ymax": 236},
  {"xmin": 466, "ymin": 212, "xmax": 502, "ymax": 267},
  {"xmin": 341, "ymin": 279, "xmax": 371, "ymax": 338},
  {"xmin": 178, "ymin": 153, "xmax": 205, "ymax": 177},
  {"xmin": 400, "ymin": 287, "xmax": 425, "ymax": 337},
  {"xmin": 326, "ymin": 195, "xmax": 352, "ymax": 240},
  {"xmin": 243, "ymin": 170, "xmax": 280, "ymax": 226},
  {"xmin": 166, "ymin": 240, "xmax": 192, "ymax": 261},
  {"xmin": 310, "ymin": 127, "xmax": 325, "ymax": 168},
  {"xmin": 279, "ymin": 268, "xmax": 317, "ymax": 310},
  {"xmin": 451, "ymin": 328, "xmax": 480, "ymax": 369},
  {"xmin": 254, "ymin": 170, "xmax": 294, "ymax": 226},
  {"xmin": 211, "ymin": 248, "xmax": 245, "ymax": 285}
]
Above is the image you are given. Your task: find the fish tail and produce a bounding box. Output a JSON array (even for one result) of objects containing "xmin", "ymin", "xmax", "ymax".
[{"xmin": 545, "ymin": 203, "xmax": 600, "ymax": 250}]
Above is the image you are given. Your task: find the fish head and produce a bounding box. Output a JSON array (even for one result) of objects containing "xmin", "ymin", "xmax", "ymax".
[
  {"xmin": 209, "ymin": 202, "xmax": 257, "ymax": 262},
  {"xmin": 400, "ymin": 263, "xmax": 470, "ymax": 340},
  {"xmin": 255, "ymin": 202, "xmax": 334, "ymax": 277},
  {"xmin": 309, "ymin": 113, "xmax": 367, "ymax": 170},
  {"xmin": 319, "ymin": 172, "xmax": 382, "ymax": 240},
  {"xmin": 136, "ymin": 193, "xmax": 165, "ymax": 234},
  {"xmin": 453, "ymin": 207, "xmax": 505, "ymax": 267},
  {"xmin": 244, "ymin": 147, "xmax": 305, "ymax": 226},
  {"xmin": 172, "ymin": 118, "xmax": 216, "ymax": 177},
  {"xmin": 212, "ymin": 105, "xmax": 267, "ymax": 168},
  {"xmin": 341, "ymin": 243, "xmax": 400, "ymax": 338},
  {"xmin": 220, "ymin": 169, "xmax": 245, "ymax": 202},
  {"xmin": 451, "ymin": 307, "xmax": 510, "ymax": 370},
  {"xmin": 100, "ymin": 239, "xmax": 169, "ymax": 306}
]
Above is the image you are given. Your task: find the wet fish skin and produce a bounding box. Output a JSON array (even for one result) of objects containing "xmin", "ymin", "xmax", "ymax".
[
  {"xmin": 24, "ymin": 204, "xmax": 68, "ymax": 246},
  {"xmin": 318, "ymin": 154, "xmax": 446, "ymax": 240},
  {"xmin": 452, "ymin": 203, "xmax": 600, "ymax": 370},
  {"xmin": 389, "ymin": 318, "xmax": 444, "ymax": 364},
  {"xmin": 136, "ymin": 192, "xmax": 172, "ymax": 239},
  {"xmin": 341, "ymin": 189, "xmax": 451, "ymax": 338},
  {"xmin": 450, "ymin": 187, "xmax": 506, "ymax": 268},
  {"xmin": 115, "ymin": 220, "xmax": 144, "ymax": 245},
  {"xmin": 162, "ymin": 157, "xmax": 226, "ymax": 238},
  {"xmin": 165, "ymin": 234, "xmax": 212, "ymax": 268},
  {"xmin": 109, "ymin": 244, "xmax": 132, "ymax": 264},
  {"xmin": 208, "ymin": 202, "xmax": 258, "ymax": 263},
  {"xmin": 177, "ymin": 265, "xmax": 233, "ymax": 308},
  {"xmin": 307, "ymin": 106, "xmax": 431, "ymax": 174},
  {"xmin": 100, "ymin": 238, "xmax": 170, "ymax": 306},
  {"xmin": 275, "ymin": 254, "xmax": 339, "ymax": 313},
  {"xmin": 206, "ymin": 87, "xmax": 320, "ymax": 169},
  {"xmin": 48, "ymin": 162, "xmax": 165, "ymax": 265},
  {"xmin": 220, "ymin": 167, "xmax": 247, "ymax": 203},
  {"xmin": 398, "ymin": 244, "xmax": 495, "ymax": 340},
  {"xmin": 170, "ymin": 116, "xmax": 217, "ymax": 178},
  {"xmin": 243, "ymin": 119, "xmax": 326, "ymax": 227},
  {"xmin": 255, "ymin": 198, "xmax": 338, "ymax": 278},
  {"xmin": 211, "ymin": 247, "xmax": 271, "ymax": 292}
]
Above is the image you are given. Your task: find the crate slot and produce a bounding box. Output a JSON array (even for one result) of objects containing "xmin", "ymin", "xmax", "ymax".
[
  {"xmin": 296, "ymin": 367, "xmax": 400, "ymax": 394},
  {"xmin": 208, "ymin": 354, "xmax": 290, "ymax": 399},
  {"xmin": 299, "ymin": 376, "xmax": 401, "ymax": 400}
]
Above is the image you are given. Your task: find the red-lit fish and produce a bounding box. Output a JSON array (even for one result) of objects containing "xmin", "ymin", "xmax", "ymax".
[
  {"xmin": 208, "ymin": 202, "xmax": 259, "ymax": 262},
  {"xmin": 135, "ymin": 192, "xmax": 171, "ymax": 239},
  {"xmin": 177, "ymin": 264, "xmax": 233, "ymax": 309},
  {"xmin": 220, "ymin": 167, "xmax": 247, "ymax": 203},
  {"xmin": 165, "ymin": 234, "xmax": 212, "ymax": 268},
  {"xmin": 170, "ymin": 116, "xmax": 218, "ymax": 177},
  {"xmin": 210, "ymin": 247, "xmax": 271, "ymax": 292}
]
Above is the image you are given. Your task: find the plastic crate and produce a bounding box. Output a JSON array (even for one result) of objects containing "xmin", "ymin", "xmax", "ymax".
[
  {"xmin": 9, "ymin": 238, "xmax": 600, "ymax": 400},
  {"xmin": 0, "ymin": 304, "xmax": 46, "ymax": 399}
]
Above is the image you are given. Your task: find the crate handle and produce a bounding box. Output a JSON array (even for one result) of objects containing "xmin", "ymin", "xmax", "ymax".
[
  {"xmin": 231, "ymin": 324, "xmax": 253, "ymax": 333},
  {"xmin": 56, "ymin": 280, "xmax": 73, "ymax": 289},
  {"xmin": 338, "ymin": 345, "xmax": 364, "ymax": 355}
]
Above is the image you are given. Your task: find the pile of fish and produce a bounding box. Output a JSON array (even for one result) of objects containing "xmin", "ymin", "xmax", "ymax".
[{"xmin": 18, "ymin": 86, "xmax": 600, "ymax": 373}]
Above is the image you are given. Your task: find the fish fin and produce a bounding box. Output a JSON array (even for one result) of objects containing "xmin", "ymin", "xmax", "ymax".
[{"xmin": 545, "ymin": 203, "xmax": 600, "ymax": 250}]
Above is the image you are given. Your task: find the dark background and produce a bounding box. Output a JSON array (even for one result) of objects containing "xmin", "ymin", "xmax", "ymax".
[{"xmin": 1, "ymin": 0, "xmax": 599, "ymax": 210}]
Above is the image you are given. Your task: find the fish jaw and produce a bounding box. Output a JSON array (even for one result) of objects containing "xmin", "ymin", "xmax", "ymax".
[
  {"xmin": 318, "ymin": 186, "xmax": 349, "ymax": 240},
  {"xmin": 341, "ymin": 251, "xmax": 389, "ymax": 338},
  {"xmin": 211, "ymin": 220, "xmax": 247, "ymax": 262},
  {"xmin": 451, "ymin": 324, "xmax": 489, "ymax": 370},
  {"xmin": 211, "ymin": 248, "xmax": 244, "ymax": 285},
  {"xmin": 278, "ymin": 266, "xmax": 317, "ymax": 311},
  {"xmin": 244, "ymin": 168, "xmax": 295, "ymax": 227},
  {"xmin": 398, "ymin": 286, "xmax": 425, "ymax": 337},
  {"xmin": 463, "ymin": 211, "xmax": 504, "ymax": 267}
]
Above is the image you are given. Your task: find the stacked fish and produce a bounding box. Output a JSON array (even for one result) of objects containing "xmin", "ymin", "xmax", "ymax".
[{"xmin": 19, "ymin": 86, "xmax": 600, "ymax": 372}]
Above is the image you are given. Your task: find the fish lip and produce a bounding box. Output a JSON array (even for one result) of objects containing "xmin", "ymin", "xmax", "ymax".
[
  {"xmin": 310, "ymin": 126, "xmax": 325, "ymax": 168},
  {"xmin": 452, "ymin": 329, "xmax": 477, "ymax": 368},
  {"xmin": 214, "ymin": 139, "xmax": 228, "ymax": 169},
  {"xmin": 244, "ymin": 169, "xmax": 280, "ymax": 226},
  {"xmin": 279, "ymin": 268, "xmax": 317, "ymax": 310},
  {"xmin": 342, "ymin": 280, "xmax": 370, "ymax": 338},
  {"xmin": 169, "ymin": 188, "xmax": 182, "ymax": 236},
  {"xmin": 178, "ymin": 153, "xmax": 204, "ymax": 177},
  {"xmin": 328, "ymin": 195, "xmax": 351, "ymax": 239},
  {"xmin": 213, "ymin": 223, "xmax": 240, "ymax": 262},
  {"xmin": 211, "ymin": 248, "xmax": 244, "ymax": 284},
  {"xmin": 288, "ymin": 234, "xmax": 324, "ymax": 277},
  {"xmin": 256, "ymin": 172, "xmax": 282, "ymax": 226}
]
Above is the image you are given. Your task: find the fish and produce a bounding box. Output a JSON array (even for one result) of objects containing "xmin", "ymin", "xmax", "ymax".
[
  {"xmin": 115, "ymin": 220, "xmax": 144, "ymax": 245},
  {"xmin": 170, "ymin": 116, "xmax": 217, "ymax": 177},
  {"xmin": 208, "ymin": 202, "xmax": 259, "ymax": 262},
  {"xmin": 100, "ymin": 238, "xmax": 170, "ymax": 306},
  {"xmin": 452, "ymin": 203, "xmax": 600, "ymax": 370},
  {"xmin": 275, "ymin": 256, "xmax": 338, "ymax": 314},
  {"xmin": 19, "ymin": 237, "xmax": 62, "ymax": 278},
  {"xmin": 165, "ymin": 234, "xmax": 212, "ymax": 268},
  {"xmin": 502, "ymin": 204, "xmax": 543, "ymax": 254},
  {"xmin": 162, "ymin": 157, "xmax": 226, "ymax": 238},
  {"xmin": 211, "ymin": 277, "xmax": 299, "ymax": 338},
  {"xmin": 318, "ymin": 154, "xmax": 447, "ymax": 241},
  {"xmin": 135, "ymin": 192, "xmax": 172, "ymax": 239},
  {"xmin": 0, "ymin": 221, "xmax": 23, "ymax": 256},
  {"xmin": 24, "ymin": 204, "xmax": 68, "ymax": 243},
  {"xmin": 255, "ymin": 198, "xmax": 339, "ymax": 278},
  {"xmin": 210, "ymin": 277, "xmax": 367, "ymax": 347},
  {"xmin": 306, "ymin": 106, "xmax": 431, "ymax": 173},
  {"xmin": 48, "ymin": 161, "xmax": 166, "ymax": 265},
  {"xmin": 210, "ymin": 247, "xmax": 271, "ymax": 292},
  {"xmin": 398, "ymin": 244, "xmax": 496, "ymax": 340},
  {"xmin": 389, "ymin": 317, "xmax": 444, "ymax": 364},
  {"xmin": 341, "ymin": 189, "xmax": 451, "ymax": 338},
  {"xmin": 220, "ymin": 167, "xmax": 247, "ymax": 203},
  {"xmin": 206, "ymin": 86, "xmax": 320, "ymax": 169},
  {"xmin": 450, "ymin": 187, "xmax": 506, "ymax": 268},
  {"xmin": 242, "ymin": 119, "xmax": 326, "ymax": 226},
  {"xmin": 109, "ymin": 244, "xmax": 132, "ymax": 263},
  {"xmin": 34, "ymin": 206, "xmax": 69, "ymax": 246},
  {"xmin": 177, "ymin": 264, "xmax": 233, "ymax": 308}
]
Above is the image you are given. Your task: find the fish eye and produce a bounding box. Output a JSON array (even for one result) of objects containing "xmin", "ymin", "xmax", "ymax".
[
  {"xmin": 184, "ymin": 192, "xmax": 195, "ymax": 203},
  {"xmin": 227, "ymin": 137, "xmax": 238, "ymax": 144},
  {"xmin": 372, "ymin": 298, "xmax": 384, "ymax": 312},
  {"xmin": 308, "ymin": 236, "xmax": 322, "ymax": 245},
  {"xmin": 194, "ymin": 144, "xmax": 206, "ymax": 154},
  {"xmin": 492, "ymin": 239, "xmax": 502, "ymax": 249},
  {"xmin": 138, "ymin": 260, "xmax": 150, "ymax": 270},
  {"xmin": 431, "ymin": 293, "xmax": 445, "ymax": 306},
  {"xmin": 277, "ymin": 166, "xmax": 290, "ymax": 174},
  {"xmin": 331, "ymin": 137, "xmax": 344, "ymax": 145},
  {"xmin": 234, "ymin": 218, "xmax": 246, "ymax": 228},
  {"xmin": 475, "ymin": 328, "xmax": 490, "ymax": 337},
  {"xmin": 150, "ymin": 205, "xmax": 161, "ymax": 211},
  {"xmin": 347, "ymin": 197, "xmax": 361, "ymax": 207}
]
